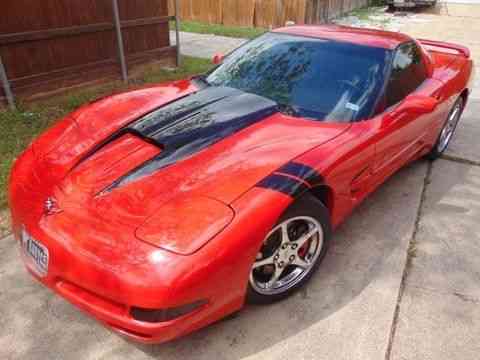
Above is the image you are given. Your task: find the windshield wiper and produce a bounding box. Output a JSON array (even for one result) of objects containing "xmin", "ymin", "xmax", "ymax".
[
  {"xmin": 277, "ymin": 103, "xmax": 302, "ymax": 117},
  {"xmin": 192, "ymin": 74, "xmax": 211, "ymax": 88}
]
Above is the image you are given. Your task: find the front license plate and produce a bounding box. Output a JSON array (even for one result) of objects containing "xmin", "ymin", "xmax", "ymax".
[{"xmin": 21, "ymin": 230, "xmax": 49, "ymax": 277}]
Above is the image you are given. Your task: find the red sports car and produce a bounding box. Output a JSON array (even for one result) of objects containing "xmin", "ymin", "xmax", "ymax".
[{"xmin": 9, "ymin": 25, "xmax": 474, "ymax": 343}]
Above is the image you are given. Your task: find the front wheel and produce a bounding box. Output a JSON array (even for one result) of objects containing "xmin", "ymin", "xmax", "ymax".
[
  {"xmin": 247, "ymin": 194, "xmax": 331, "ymax": 304},
  {"xmin": 428, "ymin": 96, "xmax": 464, "ymax": 160}
]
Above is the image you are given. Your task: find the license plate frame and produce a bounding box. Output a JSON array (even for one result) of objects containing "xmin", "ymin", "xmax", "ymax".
[{"xmin": 21, "ymin": 229, "xmax": 49, "ymax": 277}]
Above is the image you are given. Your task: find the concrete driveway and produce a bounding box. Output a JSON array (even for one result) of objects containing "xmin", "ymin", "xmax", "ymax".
[{"xmin": 1, "ymin": 4, "xmax": 480, "ymax": 359}]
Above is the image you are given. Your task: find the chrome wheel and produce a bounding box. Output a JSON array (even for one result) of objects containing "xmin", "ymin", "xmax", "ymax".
[
  {"xmin": 438, "ymin": 100, "xmax": 462, "ymax": 153},
  {"xmin": 249, "ymin": 216, "xmax": 324, "ymax": 295}
]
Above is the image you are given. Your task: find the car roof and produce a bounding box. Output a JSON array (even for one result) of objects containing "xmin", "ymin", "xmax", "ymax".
[{"xmin": 273, "ymin": 25, "xmax": 412, "ymax": 50}]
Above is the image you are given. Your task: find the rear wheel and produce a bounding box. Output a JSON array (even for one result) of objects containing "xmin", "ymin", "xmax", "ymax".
[
  {"xmin": 247, "ymin": 194, "xmax": 331, "ymax": 304},
  {"xmin": 428, "ymin": 97, "xmax": 464, "ymax": 160}
]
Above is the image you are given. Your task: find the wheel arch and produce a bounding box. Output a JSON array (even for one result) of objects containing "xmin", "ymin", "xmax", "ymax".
[
  {"xmin": 308, "ymin": 184, "xmax": 334, "ymax": 216},
  {"xmin": 460, "ymin": 88, "xmax": 469, "ymax": 107},
  {"xmin": 252, "ymin": 161, "xmax": 335, "ymax": 220}
]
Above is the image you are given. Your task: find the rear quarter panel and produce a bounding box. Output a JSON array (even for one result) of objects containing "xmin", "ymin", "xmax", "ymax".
[
  {"xmin": 430, "ymin": 50, "xmax": 474, "ymax": 103},
  {"xmin": 422, "ymin": 48, "xmax": 474, "ymax": 145}
]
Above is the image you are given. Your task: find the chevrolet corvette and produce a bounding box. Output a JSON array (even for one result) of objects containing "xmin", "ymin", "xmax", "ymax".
[{"xmin": 9, "ymin": 25, "xmax": 474, "ymax": 343}]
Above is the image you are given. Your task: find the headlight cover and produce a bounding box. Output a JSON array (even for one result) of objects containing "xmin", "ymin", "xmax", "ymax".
[{"xmin": 135, "ymin": 196, "xmax": 234, "ymax": 255}]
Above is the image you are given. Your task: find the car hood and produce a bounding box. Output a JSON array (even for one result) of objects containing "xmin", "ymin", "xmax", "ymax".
[{"xmin": 16, "ymin": 81, "xmax": 351, "ymax": 254}]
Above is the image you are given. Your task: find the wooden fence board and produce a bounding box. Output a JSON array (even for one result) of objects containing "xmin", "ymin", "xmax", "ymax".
[
  {"xmin": 168, "ymin": 0, "xmax": 367, "ymax": 28},
  {"xmin": 279, "ymin": 0, "xmax": 307, "ymax": 26},
  {"xmin": 255, "ymin": 0, "xmax": 278, "ymax": 28},
  {"xmin": 169, "ymin": 0, "xmax": 193, "ymax": 21},
  {"xmin": 192, "ymin": 0, "xmax": 223, "ymax": 24},
  {"xmin": 118, "ymin": 0, "xmax": 168, "ymax": 20},
  {"xmin": 0, "ymin": 0, "xmax": 112, "ymax": 34},
  {"xmin": 0, "ymin": 0, "xmax": 173, "ymax": 100},
  {"xmin": 223, "ymin": 0, "xmax": 256, "ymax": 27}
]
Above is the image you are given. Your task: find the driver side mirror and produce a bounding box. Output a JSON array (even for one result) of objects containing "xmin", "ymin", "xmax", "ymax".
[
  {"xmin": 212, "ymin": 53, "xmax": 224, "ymax": 65},
  {"xmin": 392, "ymin": 94, "xmax": 439, "ymax": 117}
]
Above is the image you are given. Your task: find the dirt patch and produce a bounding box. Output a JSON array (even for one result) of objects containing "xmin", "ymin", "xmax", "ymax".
[
  {"xmin": 333, "ymin": 3, "xmax": 480, "ymax": 66},
  {"xmin": 0, "ymin": 209, "xmax": 11, "ymax": 239},
  {"xmin": 332, "ymin": 6, "xmax": 420, "ymax": 31}
]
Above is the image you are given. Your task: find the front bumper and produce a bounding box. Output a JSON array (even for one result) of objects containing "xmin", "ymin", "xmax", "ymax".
[
  {"xmin": 14, "ymin": 224, "xmax": 240, "ymax": 344},
  {"xmin": 8, "ymin": 146, "xmax": 248, "ymax": 343}
]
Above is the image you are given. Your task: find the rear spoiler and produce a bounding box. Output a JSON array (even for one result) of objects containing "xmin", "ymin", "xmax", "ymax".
[{"xmin": 419, "ymin": 39, "xmax": 470, "ymax": 58}]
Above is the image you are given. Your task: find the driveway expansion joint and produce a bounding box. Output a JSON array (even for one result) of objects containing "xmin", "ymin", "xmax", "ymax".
[
  {"xmin": 441, "ymin": 154, "xmax": 480, "ymax": 167},
  {"xmin": 452, "ymin": 292, "xmax": 480, "ymax": 304},
  {"xmin": 0, "ymin": 232, "xmax": 11, "ymax": 241},
  {"xmin": 410, "ymin": 285, "xmax": 480, "ymax": 304},
  {"xmin": 384, "ymin": 160, "xmax": 432, "ymax": 360}
]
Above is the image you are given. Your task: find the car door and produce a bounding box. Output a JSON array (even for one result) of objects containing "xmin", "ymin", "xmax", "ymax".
[{"xmin": 373, "ymin": 41, "xmax": 433, "ymax": 178}]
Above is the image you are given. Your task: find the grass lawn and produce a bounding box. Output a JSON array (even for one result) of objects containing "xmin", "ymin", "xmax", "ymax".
[
  {"xmin": 170, "ymin": 20, "xmax": 266, "ymax": 39},
  {"xmin": 0, "ymin": 56, "xmax": 213, "ymax": 210},
  {"xmin": 348, "ymin": 5, "xmax": 388, "ymax": 20}
]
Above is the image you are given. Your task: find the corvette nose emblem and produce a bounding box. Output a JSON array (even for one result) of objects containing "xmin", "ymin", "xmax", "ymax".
[{"xmin": 44, "ymin": 197, "xmax": 59, "ymax": 215}]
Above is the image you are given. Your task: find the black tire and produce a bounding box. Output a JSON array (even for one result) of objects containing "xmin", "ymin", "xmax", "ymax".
[
  {"xmin": 246, "ymin": 193, "xmax": 331, "ymax": 304},
  {"xmin": 427, "ymin": 96, "xmax": 464, "ymax": 161}
]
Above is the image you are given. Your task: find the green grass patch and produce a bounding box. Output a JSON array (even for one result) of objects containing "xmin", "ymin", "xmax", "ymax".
[
  {"xmin": 0, "ymin": 56, "xmax": 212, "ymax": 209},
  {"xmin": 142, "ymin": 56, "xmax": 212, "ymax": 83},
  {"xmin": 338, "ymin": 5, "xmax": 391, "ymax": 29},
  {"xmin": 170, "ymin": 20, "xmax": 266, "ymax": 39},
  {"xmin": 348, "ymin": 7, "xmax": 378, "ymax": 21}
]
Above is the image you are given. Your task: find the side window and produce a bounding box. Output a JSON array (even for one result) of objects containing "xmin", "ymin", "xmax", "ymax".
[{"xmin": 384, "ymin": 42, "xmax": 428, "ymax": 108}]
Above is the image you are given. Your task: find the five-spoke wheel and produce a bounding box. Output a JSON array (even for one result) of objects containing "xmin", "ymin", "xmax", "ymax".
[
  {"xmin": 429, "ymin": 96, "xmax": 464, "ymax": 159},
  {"xmin": 247, "ymin": 194, "xmax": 331, "ymax": 303},
  {"xmin": 250, "ymin": 216, "xmax": 323, "ymax": 295}
]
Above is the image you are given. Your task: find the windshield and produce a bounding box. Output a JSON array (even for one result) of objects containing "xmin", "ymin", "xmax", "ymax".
[{"xmin": 206, "ymin": 32, "xmax": 392, "ymax": 122}]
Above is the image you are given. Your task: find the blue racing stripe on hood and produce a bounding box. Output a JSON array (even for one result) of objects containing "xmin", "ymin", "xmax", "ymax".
[{"xmin": 102, "ymin": 86, "xmax": 278, "ymax": 192}]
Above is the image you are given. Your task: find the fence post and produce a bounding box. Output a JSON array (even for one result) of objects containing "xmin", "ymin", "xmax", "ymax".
[
  {"xmin": 0, "ymin": 55, "xmax": 15, "ymax": 111},
  {"xmin": 174, "ymin": 0, "xmax": 182, "ymax": 67},
  {"xmin": 112, "ymin": 0, "xmax": 128, "ymax": 83}
]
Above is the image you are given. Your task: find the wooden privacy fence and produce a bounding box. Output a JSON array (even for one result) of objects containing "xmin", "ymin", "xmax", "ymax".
[
  {"xmin": 0, "ymin": 0, "xmax": 176, "ymax": 105},
  {"xmin": 168, "ymin": 0, "xmax": 369, "ymax": 28}
]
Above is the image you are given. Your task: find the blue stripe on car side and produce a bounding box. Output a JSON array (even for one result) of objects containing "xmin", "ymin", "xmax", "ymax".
[
  {"xmin": 277, "ymin": 162, "xmax": 323, "ymax": 186},
  {"xmin": 256, "ymin": 174, "xmax": 309, "ymax": 198}
]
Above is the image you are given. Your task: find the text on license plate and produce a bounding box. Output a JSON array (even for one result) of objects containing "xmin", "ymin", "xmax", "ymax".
[{"xmin": 22, "ymin": 230, "xmax": 49, "ymax": 277}]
